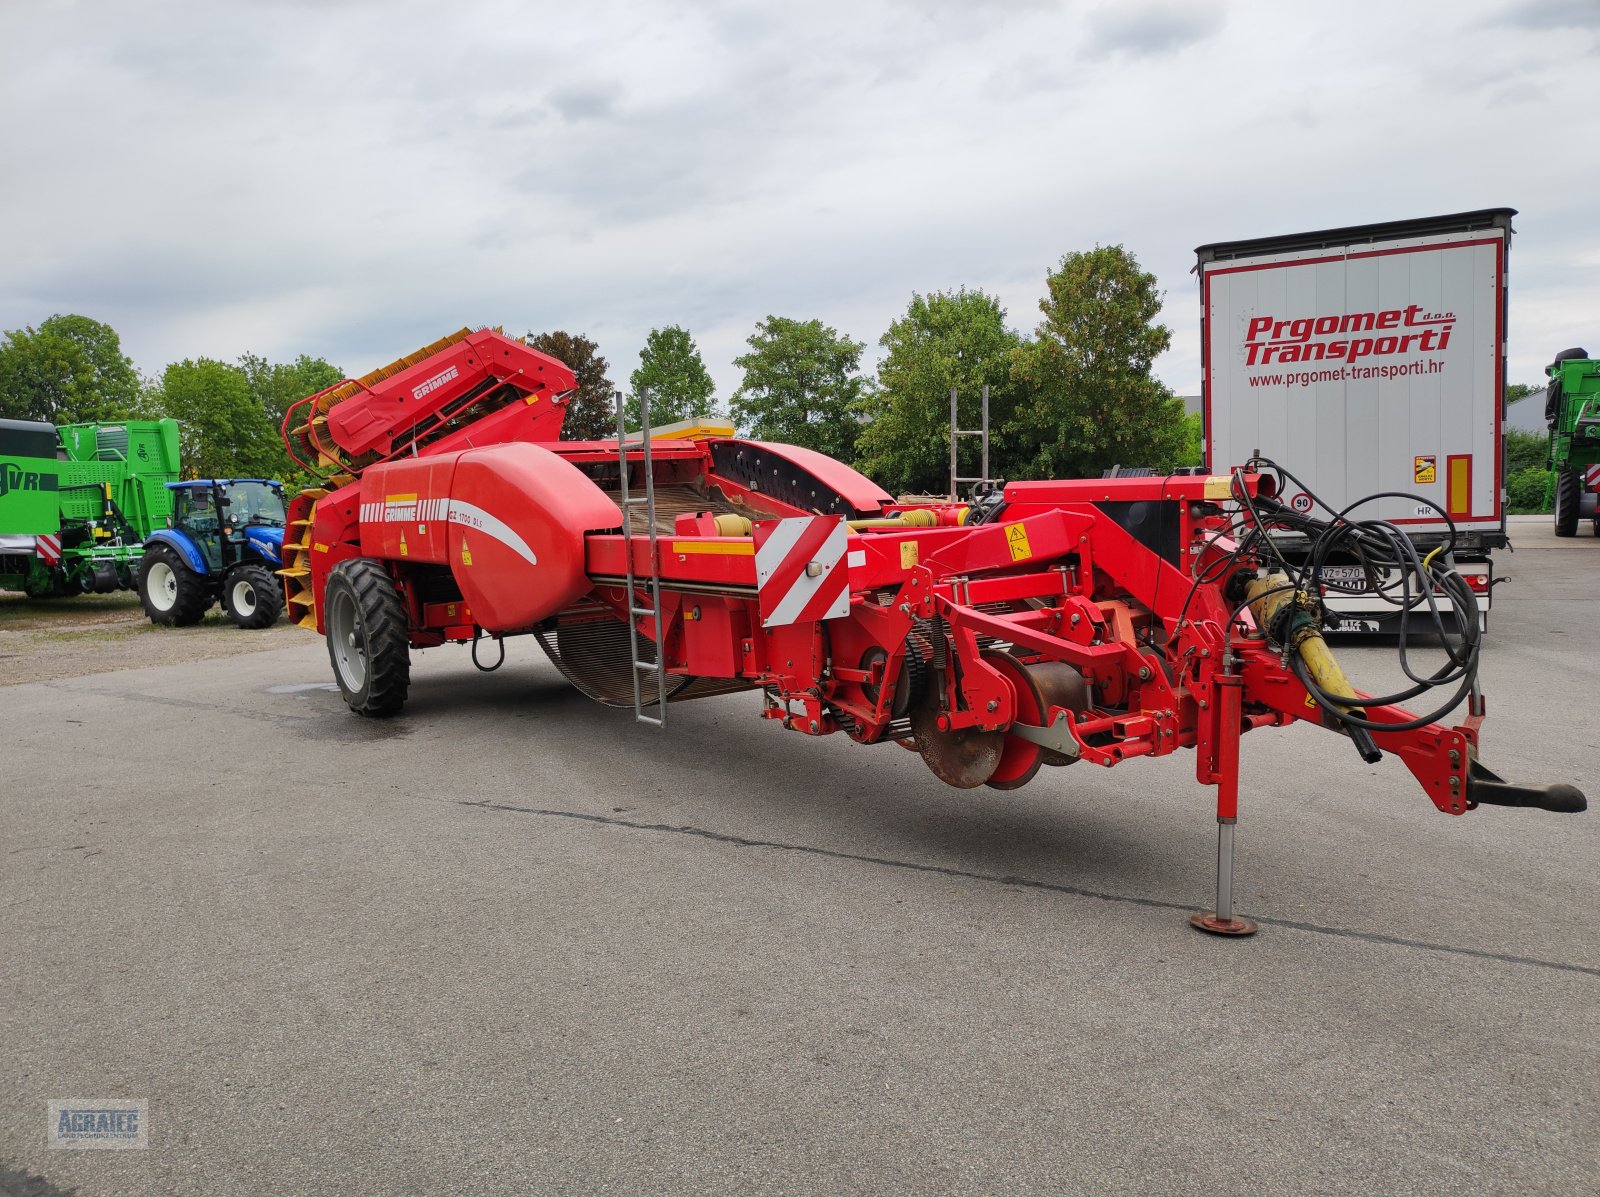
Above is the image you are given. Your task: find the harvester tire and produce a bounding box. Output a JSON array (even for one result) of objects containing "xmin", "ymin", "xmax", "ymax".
[
  {"xmin": 223, "ymin": 563, "xmax": 284, "ymax": 629},
  {"xmin": 324, "ymin": 558, "xmax": 410, "ymax": 717},
  {"xmin": 138, "ymin": 544, "xmax": 212, "ymax": 626},
  {"xmin": 1554, "ymin": 467, "xmax": 1580, "ymax": 538}
]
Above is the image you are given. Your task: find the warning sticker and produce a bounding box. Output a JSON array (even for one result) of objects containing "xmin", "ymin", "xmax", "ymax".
[
  {"xmin": 460, "ymin": 535, "xmax": 473, "ymax": 566},
  {"xmin": 1005, "ymin": 523, "xmax": 1033, "ymax": 562},
  {"xmin": 1414, "ymin": 455, "xmax": 1437, "ymax": 485},
  {"xmin": 900, "ymin": 541, "xmax": 919, "ymax": 569}
]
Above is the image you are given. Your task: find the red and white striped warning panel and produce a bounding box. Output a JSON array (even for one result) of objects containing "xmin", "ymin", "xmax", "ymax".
[
  {"xmin": 1585, "ymin": 465, "xmax": 1600, "ymax": 492},
  {"xmin": 753, "ymin": 516, "xmax": 850, "ymax": 628},
  {"xmin": 34, "ymin": 534, "xmax": 61, "ymax": 565}
]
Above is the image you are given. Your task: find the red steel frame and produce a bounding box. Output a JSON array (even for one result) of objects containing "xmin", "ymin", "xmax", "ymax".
[{"xmin": 282, "ymin": 329, "xmax": 1583, "ymax": 937}]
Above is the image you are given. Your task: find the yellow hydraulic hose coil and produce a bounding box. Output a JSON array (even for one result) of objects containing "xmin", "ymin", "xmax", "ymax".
[{"xmin": 1245, "ymin": 573, "xmax": 1364, "ymax": 715}]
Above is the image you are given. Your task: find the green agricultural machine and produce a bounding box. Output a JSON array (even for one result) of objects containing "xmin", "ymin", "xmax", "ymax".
[
  {"xmin": 1546, "ymin": 347, "xmax": 1600, "ymax": 537},
  {"xmin": 0, "ymin": 418, "xmax": 181, "ymax": 597}
]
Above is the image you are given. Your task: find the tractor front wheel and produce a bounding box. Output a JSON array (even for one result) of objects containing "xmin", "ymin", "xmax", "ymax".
[
  {"xmin": 138, "ymin": 544, "xmax": 212, "ymax": 626},
  {"xmin": 324, "ymin": 558, "xmax": 410, "ymax": 717},
  {"xmin": 222, "ymin": 563, "xmax": 285, "ymax": 629},
  {"xmin": 1554, "ymin": 467, "xmax": 1580, "ymax": 538}
]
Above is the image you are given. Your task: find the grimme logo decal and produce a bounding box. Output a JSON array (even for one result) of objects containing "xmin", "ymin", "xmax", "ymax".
[
  {"xmin": 1243, "ymin": 305, "xmax": 1456, "ymax": 366},
  {"xmin": 0, "ymin": 464, "xmax": 58, "ymax": 497},
  {"xmin": 412, "ymin": 365, "xmax": 460, "ymax": 401}
]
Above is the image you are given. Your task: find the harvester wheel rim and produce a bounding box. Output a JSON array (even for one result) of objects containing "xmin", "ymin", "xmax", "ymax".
[{"xmin": 327, "ymin": 587, "xmax": 368, "ymax": 693}]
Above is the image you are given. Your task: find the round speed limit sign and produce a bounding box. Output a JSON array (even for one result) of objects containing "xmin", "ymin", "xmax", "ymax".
[{"xmin": 1289, "ymin": 492, "xmax": 1313, "ymax": 513}]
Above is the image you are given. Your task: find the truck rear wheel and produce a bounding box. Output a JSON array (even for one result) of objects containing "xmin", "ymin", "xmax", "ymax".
[
  {"xmin": 223, "ymin": 563, "xmax": 284, "ymax": 629},
  {"xmin": 324, "ymin": 558, "xmax": 410, "ymax": 717},
  {"xmin": 1554, "ymin": 468, "xmax": 1580, "ymax": 538},
  {"xmin": 138, "ymin": 544, "xmax": 212, "ymax": 626}
]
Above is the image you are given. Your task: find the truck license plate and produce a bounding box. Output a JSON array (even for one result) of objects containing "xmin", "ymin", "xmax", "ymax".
[{"xmin": 1319, "ymin": 565, "xmax": 1367, "ymax": 586}]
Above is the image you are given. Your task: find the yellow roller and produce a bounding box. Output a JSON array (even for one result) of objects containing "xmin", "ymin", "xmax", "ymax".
[{"xmin": 847, "ymin": 509, "xmax": 939, "ymax": 531}]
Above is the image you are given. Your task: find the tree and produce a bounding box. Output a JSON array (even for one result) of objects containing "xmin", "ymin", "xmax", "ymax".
[
  {"xmin": 1506, "ymin": 382, "xmax": 1542, "ymax": 405},
  {"xmin": 151, "ymin": 358, "xmax": 283, "ymax": 479},
  {"xmin": 239, "ymin": 353, "xmax": 343, "ymax": 434},
  {"xmin": 525, "ymin": 331, "xmax": 616, "ymax": 439},
  {"xmin": 855, "ymin": 289, "xmax": 1022, "ymax": 495},
  {"xmin": 730, "ymin": 317, "xmax": 865, "ymax": 461},
  {"xmin": 627, "ymin": 325, "xmax": 716, "ymax": 429},
  {"xmin": 0, "ymin": 314, "xmax": 140, "ymax": 425},
  {"xmin": 1004, "ymin": 245, "xmax": 1188, "ymax": 479}
]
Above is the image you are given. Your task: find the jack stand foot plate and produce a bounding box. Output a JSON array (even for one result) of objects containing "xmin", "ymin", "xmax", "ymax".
[{"xmin": 1189, "ymin": 912, "xmax": 1259, "ymax": 937}]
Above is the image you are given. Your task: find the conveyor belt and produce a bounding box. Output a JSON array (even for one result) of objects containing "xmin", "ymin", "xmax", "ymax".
[{"xmin": 601, "ymin": 483, "xmax": 751, "ymax": 536}]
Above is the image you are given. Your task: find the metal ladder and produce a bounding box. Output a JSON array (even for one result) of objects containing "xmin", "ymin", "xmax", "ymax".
[
  {"xmin": 949, "ymin": 384, "xmax": 990, "ymax": 500},
  {"xmin": 614, "ymin": 387, "xmax": 668, "ymax": 728}
]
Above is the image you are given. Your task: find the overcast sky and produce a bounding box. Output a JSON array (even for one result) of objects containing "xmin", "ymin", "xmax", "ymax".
[{"xmin": 1, "ymin": 0, "xmax": 1596, "ymax": 405}]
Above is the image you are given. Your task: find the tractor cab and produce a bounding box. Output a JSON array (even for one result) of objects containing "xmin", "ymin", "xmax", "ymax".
[
  {"xmin": 169, "ymin": 480, "xmax": 287, "ymax": 570},
  {"xmin": 136, "ymin": 479, "xmax": 288, "ymax": 629}
]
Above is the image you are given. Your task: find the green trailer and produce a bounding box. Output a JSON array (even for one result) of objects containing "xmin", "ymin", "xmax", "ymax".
[
  {"xmin": 0, "ymin": 417, "xmax": 181, "ymax": 597},
  {"xmin": 1546, "ymin": 347, "xmax": 1600, "ymax": 538}
]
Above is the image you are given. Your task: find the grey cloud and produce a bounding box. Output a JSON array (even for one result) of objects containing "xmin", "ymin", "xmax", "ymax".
[
  {"xmin": 1495, "ymin": 0, "xmax": 1600, "ymax": 29},
  {"xmin": 1084, "ymin": 1, "xmax": 1226, "ymax": 58},
  {"xmin": 0, "ymin": 0, "xmax": 1595, "ymax": 405},
  {"xmin": 547, "ymin": 85, "xmax": 617, "ymax": 123}
]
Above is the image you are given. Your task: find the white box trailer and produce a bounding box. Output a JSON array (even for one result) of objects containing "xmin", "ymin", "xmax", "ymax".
[{"xmin": 1196, "ymin": 209, "xmax": 1513, "ymax": 629}]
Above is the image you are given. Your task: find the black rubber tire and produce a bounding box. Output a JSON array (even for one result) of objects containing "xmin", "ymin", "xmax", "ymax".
[
  {"xmin": 1554, "ymin": 467, "xmax": 1580, "ymax": 538},
  {"xmin": 323, "ymin": 558, "xmax": 411, "ymax": 717},
  {"xmin": 138, "ymin": 543, "xmax": 213, "ymax": 626},
  {"xmin": 222, "ymin": 563, "xmax": 284, "ymax": 629}
]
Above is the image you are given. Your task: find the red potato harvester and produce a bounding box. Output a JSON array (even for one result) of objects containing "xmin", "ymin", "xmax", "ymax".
[{"xmin": 280, "ymin": 328, "xmax": 1585, "ymax": 936}]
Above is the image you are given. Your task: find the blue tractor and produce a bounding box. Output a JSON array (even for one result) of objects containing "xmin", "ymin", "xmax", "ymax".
[{"xmin": 136, "ymin": 479, "xmax": 288, "ymax": 628}]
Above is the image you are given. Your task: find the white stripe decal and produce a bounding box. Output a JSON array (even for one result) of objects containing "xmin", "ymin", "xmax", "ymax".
[
  {"xmin": 753, "ymin": 518, "xmax": 810, "ymax": 583},
  {"xmin": 754, "ymin": 517, "xmax": 850, "ymax": 627},
  {"xmin": 766, "ymin": 522, "xmax": 848, "ymax": 626},
  {"xmin": 446, "ymin": 499, "xmax": 538, "ymax": 566}
]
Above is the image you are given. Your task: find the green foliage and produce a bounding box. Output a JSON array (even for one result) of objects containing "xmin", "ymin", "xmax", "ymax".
[
  {"xmin": 1177, "ymin": 411, "xmax": 1204, "ymax": 467},
  {"xmin": 1506, "ymin": 382, "xmax": 1542, "ymax": 404},
  {"xmin": 731, "ymin": 317, "xmax": 866, "ymax": 461},
  {"xmin": 144, "ymin": 352, "xmax": 342, "ymax": 483},
  {"xmin": 1004, "ymin": 245, "xmax": 1187, "ymax": 479},
  {"xmin": 1506, "ymin": 466, "xmax": 1553, "ymax": 513},
  {"xmin": 239, "ymin": 353, "xmax": 342, "ymax": 434},
  {"xmin": 627, "ymin": 325, "xmax": 716, "ymax": 429},
  {"xmin": 526, "ymin": 331, "xmax": 616, "ymax": 440},
  {"xmin": 855, "ymin": 289, "xmax": 1022, "ymax": 495},
  {"xmin": 152, "ymin": 358, "xmax": 284, "ymax": 480},
  {"xmin": 0, "ymin": 314, "xmax": 141, "ymax": 425},
  {"xmin": 1506, "ymin": 428, "xmax": 1549, "ymax": 473}
]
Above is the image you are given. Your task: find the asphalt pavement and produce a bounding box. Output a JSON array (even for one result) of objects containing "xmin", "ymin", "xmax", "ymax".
[{"xmin": 1, "ymin": 518, "xmax": 1596, "ymax": 1195}]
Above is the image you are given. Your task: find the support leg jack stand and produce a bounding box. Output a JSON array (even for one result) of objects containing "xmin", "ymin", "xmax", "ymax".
[{"xmin": 1190, "ymin": 819, "xmax": 1258, "ymax": 936}]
